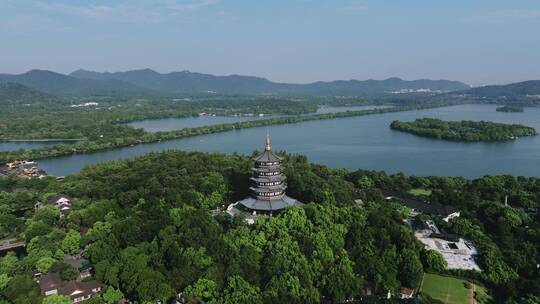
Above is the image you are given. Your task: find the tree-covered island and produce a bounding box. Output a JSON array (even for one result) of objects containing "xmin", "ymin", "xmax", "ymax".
[
  {"xmin": 496, "ymin": 105, "xmax": 524, "ymax": 112},
  {"xmin": 390, "ymin": 118, "xmax": 537, "ymax": 142}
]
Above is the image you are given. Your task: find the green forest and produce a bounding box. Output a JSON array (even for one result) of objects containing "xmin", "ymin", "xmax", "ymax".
[
  {"xmin": 0, "ymin": 151, "xmax": 539, "ymax": 303},
  {"xmin": 496, "ymin": 106, "xmax": 524, "ymax": 113},
  {"xmin": 390, "ymin": 118, "xmax": 537, "ymax": 142}
]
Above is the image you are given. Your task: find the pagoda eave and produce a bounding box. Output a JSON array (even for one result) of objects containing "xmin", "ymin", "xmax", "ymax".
[
  {"xmin": 234, "ymin": 195, "xmax": 303, "ymax": 212},
  {"xmin": 250, "ymin": 176, "xmax": 286, "ymax": 183},
  {"xmin": 250, "ymin": 186, "xmax": 286, "ymax": 192},
  {"xmin": 252, "ymin": 166, "xmax": 283, "ymax": 172}
]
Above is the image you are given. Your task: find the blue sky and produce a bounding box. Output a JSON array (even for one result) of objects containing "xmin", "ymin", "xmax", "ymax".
[{"xmin": 1, "ymin": 0, "xmax": 539, "ymax": 85}]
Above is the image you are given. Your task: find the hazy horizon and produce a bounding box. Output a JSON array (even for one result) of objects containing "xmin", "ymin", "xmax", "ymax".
[
  {"xmin": 2, "ymin": 67, "xmax": 479, "ymax": 86},
  {"xmin": 2, "ymin": 0, "xmax": 539, "ymax": 86}
]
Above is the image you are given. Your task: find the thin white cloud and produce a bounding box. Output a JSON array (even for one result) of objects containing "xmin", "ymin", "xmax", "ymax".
[{"xmin": 32, "ymin": 0, "xmax": 220, "ymax": 23}]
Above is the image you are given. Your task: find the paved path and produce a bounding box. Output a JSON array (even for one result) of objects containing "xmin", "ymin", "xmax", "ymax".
[
  {"xmin": 470, "ymin": 283, "xmax": 477, "ymax": 304},
  {"xmin": 0, "ymin": 238, "xmax": 25, "ymax": 252}
]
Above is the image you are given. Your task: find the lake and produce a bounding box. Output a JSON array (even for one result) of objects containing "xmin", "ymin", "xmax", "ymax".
[
  {"xmin": 127, "ymin": 105, "xmax": 391, "ymax": 132},
  {"xmin": 34, "ymin": 104, "xmax": 540, "ymax": 178}
]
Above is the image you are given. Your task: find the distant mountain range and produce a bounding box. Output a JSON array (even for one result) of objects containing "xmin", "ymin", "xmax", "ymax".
[
  {"xmin": 0, "ymin": 82, "xmax": 57, "ymax": 105},
  {"xmin": 0, "ymin": 70, "xmax": 155, "ymax": 97},
  {"xmin": 69, "ymin": 68, "xmax": 470, "ymax": 96},
  {"xmin": 0, "ymin": 69, "xmax": 469, "ymax": 97},
  {"xmin": 462, "ymin": 80, "xmax": 540, "ymax": 98}
]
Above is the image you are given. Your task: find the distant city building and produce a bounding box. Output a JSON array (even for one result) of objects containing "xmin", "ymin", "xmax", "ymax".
[
  {"xmin": 70, "ymin": 102, "xmax": 99, "ymax": 108},
  {"xmin": 227, "ymin": 130, "xmax": 302, "ymax": 222}
]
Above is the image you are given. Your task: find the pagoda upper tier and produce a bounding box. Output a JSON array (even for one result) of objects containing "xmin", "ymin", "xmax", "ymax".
[{"xmin": 250, "ymin": 132, "xmax": 287, "ymax": 201}]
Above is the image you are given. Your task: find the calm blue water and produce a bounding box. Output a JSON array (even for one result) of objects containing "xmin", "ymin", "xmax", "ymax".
[{"xmin": 34, "ymin": 104, "xmax": 540, "ymax": 178}]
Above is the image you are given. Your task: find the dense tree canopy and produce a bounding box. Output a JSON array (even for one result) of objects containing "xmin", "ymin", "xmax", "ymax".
[
  {"xmin": 0, "ymin": 150, "xmax": 538, "ymax": 303},
  {"xmin": 496, "ymin": 105, "xmax": 524, "ymax": 113},
  {"xmin": 391, "ymin": 118, "xmax": 537, "ymax": 142}
]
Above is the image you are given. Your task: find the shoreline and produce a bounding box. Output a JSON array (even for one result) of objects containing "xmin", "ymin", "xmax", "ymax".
[
  {"xmin": 1, "ymin": 139, "xmax": 84, "ymax": 142},
  {"xmin": 0, "ymin": 101, "xmax": 464, "ymax": 163}
]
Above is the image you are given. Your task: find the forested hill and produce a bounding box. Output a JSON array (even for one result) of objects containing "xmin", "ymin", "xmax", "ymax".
[
  {"xmin": 0, "ymin": 82, "xmax": 58, "ymax": 105},
  {"xmin": 0, "ymin": 70, "xmax": 157, "ymax": 97},
  {"xmin": 1, "ymin": 150, "xmax": 539, "ymax": 303},
  {"xmin": 462, "ymin": 80, "xmax": 540, "ymax": 98},
  {"xmin": 70, "ymin": 68, "xmax": 470, "ymax": 96}
]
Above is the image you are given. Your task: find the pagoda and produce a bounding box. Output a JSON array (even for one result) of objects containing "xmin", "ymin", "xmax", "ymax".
[{"xmin": 227, "ymin": 130, "xmax": 302, "ymax": 219}]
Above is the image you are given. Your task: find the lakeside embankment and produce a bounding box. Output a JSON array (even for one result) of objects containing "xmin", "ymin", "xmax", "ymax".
[
  {"xmin": 1, "ymin": 139, "xmax": 84, "ymax": 142},
  {"xmin": 0, "ymin": 101, "xmax": 462, "ymax": 163}
]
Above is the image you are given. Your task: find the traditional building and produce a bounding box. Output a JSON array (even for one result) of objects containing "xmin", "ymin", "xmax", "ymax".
[
  {"xmin": 38, "ymin": 273, "xmax": 103, "ymax": 303},
  {"xmin": 35, "ymin": 194, "xmax": 73, "ymax": 217},
  {"xmin": 227, "ymin": 131, "xmax": 302, "ymax": 221},
  {"xmin": 2, "ymin": 160, "xmax": 47, "ymax": 178},
  {"xmin": 398, "ymin": 287, "xmax": 415, "ymax": 299}
]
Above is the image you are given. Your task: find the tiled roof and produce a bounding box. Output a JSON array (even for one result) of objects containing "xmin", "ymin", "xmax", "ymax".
[
  {"xmin": 39, "ymin": 273, "xmax": 63, "ymax": 292},
  {"xmin": 46, "ymin": 194, "xmax": 73, "ymax": 204},
  {"xmin": 400, "ymin": 287, "xmax": 414, "ymax": 296},
  {"xmin": 38, "ymin": 272, "xmax": 103, "ymax": 300},
  {"xmin": 252, "ymin": 150, "xmax": 282, "ymax": 162},
  {"xmin": 58, "ymin": 281, "xmax": 103, "ymax": 300},
  {"xmin": 236, "ymin": 195, "xmax": 303, "ymax": 211}
]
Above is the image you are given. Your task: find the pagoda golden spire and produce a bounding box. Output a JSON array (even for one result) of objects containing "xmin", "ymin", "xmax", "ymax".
[{"xmin": 265, "ymin": 128, "xmax": 271, "ymax": 151}]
